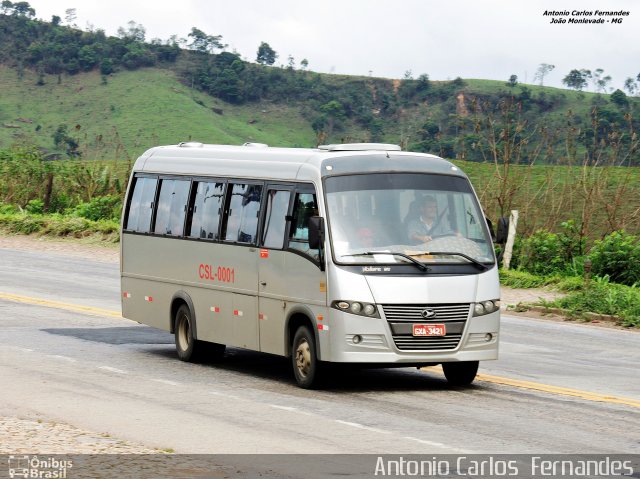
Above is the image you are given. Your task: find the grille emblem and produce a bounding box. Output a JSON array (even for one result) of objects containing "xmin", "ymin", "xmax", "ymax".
[{"xmin": 421, "ymin": 308, "xmax": 436, "ymax": 319}]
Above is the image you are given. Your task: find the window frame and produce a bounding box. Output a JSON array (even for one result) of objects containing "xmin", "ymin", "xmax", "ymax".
[
  {"xmin": 185, "ymin": 176, "xmax": 228, "ymax": 242},
  {"xmin": 220, "ymin": 180, "xmax": 265, "ymax": 246},
  {"xmin": 285, "ymin": 184, "xmax": 321, "ymax": 266},
  {"xmin": 258, "ymin": 184, "xmax": 295, "ymax": 250},
  {"xmin": 152, "ymin": 176, "xmax": 192, "ymax": 238},
  {"xmin": 122, "ymin": 173, "xmax": 160, "ymax": 235}
]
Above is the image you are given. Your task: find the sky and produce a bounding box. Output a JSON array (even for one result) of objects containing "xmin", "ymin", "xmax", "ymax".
[{"xmin": 21, "ymin": 0, "xmax": 640, "ymax": 91}]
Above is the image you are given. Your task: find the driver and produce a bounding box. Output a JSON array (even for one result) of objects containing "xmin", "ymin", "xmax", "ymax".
[{"xmin": 407, "ymin": 195, "xmax": 452, "ymax": 244}]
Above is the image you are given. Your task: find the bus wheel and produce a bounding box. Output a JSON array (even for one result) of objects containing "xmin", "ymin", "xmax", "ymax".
[
  {"xmin": 442, "ymin": 361, "xmax": 479, "ymax": 386},
  {"xmin": 174, "ymin": 304, "xmax": 199, "ymax": 362},
  {"xmin": 292, "ymin": 325, "xmax": 321, "ymax": 389}
]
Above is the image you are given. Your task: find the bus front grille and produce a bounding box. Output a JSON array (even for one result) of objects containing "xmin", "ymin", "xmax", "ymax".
[
  {"xmin": 392, "ymin": 334, "xmax": 463, "ymax": 350},
  {"xmin": 381, "ymin": 304, "xmax": 470, "ymax": 351}
]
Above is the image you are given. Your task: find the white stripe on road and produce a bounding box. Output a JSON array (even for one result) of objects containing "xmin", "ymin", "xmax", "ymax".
[
  {"xmin": 403, "ymin": 436, "xmax": 474, "ymax": 454},
  {"xmin": 47, "ymin": 354, "xmax": 77, "ymax": 362},
  {"xmin": 98, "ymin": 365, "xmax": 127, "ymax": 374},
  {"xmin": 335, "ymin": 419, "xmax": 391, "ymax": 435},
  {"xmin": 151, "ymin": 378, "xmax": 180, "ymax": 386}
]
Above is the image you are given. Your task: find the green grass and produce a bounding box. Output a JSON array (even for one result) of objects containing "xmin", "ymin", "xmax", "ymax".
[
  {"xmin": 500, "ymin": 268, "xmax": 640, "ymax": 327},
  {"xmin": 0, "ymin": 66, "xmax": 317, "ymax": 159},
  {"xmin": 553, "ymin": 278, "xmax": 640, "ymax": 327},
  {"xmin": 0, "ymin": 211, "xmax": 119, "ymax": 241}
]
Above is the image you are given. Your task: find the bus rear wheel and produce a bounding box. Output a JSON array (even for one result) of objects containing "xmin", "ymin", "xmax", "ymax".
[
  {"xmin": 292, "ymin": 325, "xmax": 322, "ymax": 389},
  {"xmin": 442, "ymin": 361, "xmax": 479, "ymax": 386},
  {"xmin": 174, "ymin": 304, "xmax": 200, "ymax": 362}
]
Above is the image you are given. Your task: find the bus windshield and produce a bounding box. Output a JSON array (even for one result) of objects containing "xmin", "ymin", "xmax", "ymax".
[{"xmin": 325, "ymin": 173, "xmax": 495, "ymax": 266}]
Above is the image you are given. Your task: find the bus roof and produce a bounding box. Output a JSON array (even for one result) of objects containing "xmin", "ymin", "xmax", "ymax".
[{"xmin": 134, "ymin": 143, "xmax": 466, "ymax": 183}]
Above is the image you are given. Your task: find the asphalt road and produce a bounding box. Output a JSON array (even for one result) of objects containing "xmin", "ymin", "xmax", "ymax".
[{"xmin": 0, "ymin": 247, "xmax": 639, "ymax": 455}]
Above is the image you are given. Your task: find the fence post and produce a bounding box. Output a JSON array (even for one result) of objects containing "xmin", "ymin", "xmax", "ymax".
[
  {"xmin": 43, "ymin": 172, "xmax": 54, "ymax": 213},
  {"xmin": 502, "ymin": 210, "xmax": 519, "ymax": 270}
]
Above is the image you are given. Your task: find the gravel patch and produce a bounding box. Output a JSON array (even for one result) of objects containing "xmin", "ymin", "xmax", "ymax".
[{"xmin": 0, "ymin": 416, "xmax": 160, "ymax": 454}]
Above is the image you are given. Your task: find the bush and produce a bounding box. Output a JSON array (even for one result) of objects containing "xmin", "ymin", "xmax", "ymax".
[
  {"xmin": 0, "ymin": 211, "xmax": 120, "ymax": 241},
  {"xmin": 554, "ymin": 277, "xmax": 640, "ymax": 327},
  {"xmin": 0, "ymin": 203, "xmax": 18, "ymax": 214},
  {"xmin": 0, "ymin": 213, "xmax": 46, "ymax": 234},
  {"xmin": 517, "ymin": 221, "xmax": 584, "ymax": 276},
  {"xmin": 73, "ymin": 195, "xmax": 122, "ymax": 221},
  {"xmin": 588, "ymin": 231, "xmax": 640, "ymax": 286},
  {"xmin": 519, "ymin": 230, "xmax": 567, "ymax": 275},
  {"xmin": 499, "ymin": 269, "xmax": 547, "ymax": 288},
  {"xmin": 25, "ymin": 199, "xmax": 45, "ymax": 215}
]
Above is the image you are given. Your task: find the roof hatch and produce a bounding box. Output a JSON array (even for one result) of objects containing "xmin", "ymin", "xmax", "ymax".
[{"xmin": 318, "ymin": 143, "xmax": 401, "ymax": 152}]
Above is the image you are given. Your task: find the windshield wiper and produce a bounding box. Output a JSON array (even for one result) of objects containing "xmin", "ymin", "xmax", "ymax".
[
  {"xmin": 419, "ymin": 251, "xmax": 489, "ymax": 271},
  {"xmin": 342, "ymin": 251, "xmax": 430, "ymax": 272}
]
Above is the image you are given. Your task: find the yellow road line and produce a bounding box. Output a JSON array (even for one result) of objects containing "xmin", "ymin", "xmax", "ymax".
[
  {"xmin": 0, "ymin": 291, "xmax": 122, "ymax": 319},
  {"xmin": 476, "ymin": 373, "xmax": 640, "ymax": 409},
  {"xmin": 424, "ymin": 365, "xmax": 640, "ymax": 409},
  {"xmin": 2, "ymin": 291, "xmax": 639, "ymax": 408}
]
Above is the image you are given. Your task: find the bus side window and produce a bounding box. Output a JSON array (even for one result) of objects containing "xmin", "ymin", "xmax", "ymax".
[
  {"xmin": 223, "ymin": 183, "xmax": 263, "ymax": 244},
  {"xmin": 154, "ymin": 178, "xmax": 190, "ymax": 236},
  {"xmin": 124, "ymin": 176, "xmax": 158, "ymax": 233},
  {"xmin": 188, "ymin": 181, "xmax": 225, "ymax": 240},
  {"xmin": 262, "ymin": 189, "xmax": 291, "ymax": 249},
  {"xmin": 288, "ymin": 192, "xmax": 319, "ymax": 260}
]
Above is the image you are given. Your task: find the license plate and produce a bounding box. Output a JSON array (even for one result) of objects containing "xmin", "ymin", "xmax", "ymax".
[{"xmin": 413, "ymin": 324, "xmax": 446, "ymax": 337}]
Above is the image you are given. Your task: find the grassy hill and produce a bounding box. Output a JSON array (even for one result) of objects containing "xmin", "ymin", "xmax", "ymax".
[
  {"xmin": 3, "ymin": 64, "xmax": 638, "ymax": 164},
  {"xmin": 0, "ymin": 65, "xmax": 318, "ymax": 159}
]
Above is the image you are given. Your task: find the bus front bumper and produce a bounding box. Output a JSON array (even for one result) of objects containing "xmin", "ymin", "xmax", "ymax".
[{"xmin": 318, "ymin": 309, "xmax": 499, "ymax": 364}]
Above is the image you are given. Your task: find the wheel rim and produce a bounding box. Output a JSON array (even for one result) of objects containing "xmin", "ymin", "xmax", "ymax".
[
  {"xmin": 177, "ymin": 313, "xmax": 190, "ymax": 352},
  {"xmin": 295, "ymin": 338, "xmax": 312, "ymax": 378}
]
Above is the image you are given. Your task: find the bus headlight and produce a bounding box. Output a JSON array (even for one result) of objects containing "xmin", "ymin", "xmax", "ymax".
[
  {"xmin": 363, "ymin": 304, "xmax": 376, "ymax": 316},
  {"xmin": 332, "ymin": 300, "xmax": 380, "ymax": 318},
  {"xmin": 473, "ymin": 299, "xmax": 500, "ymax": 317}
]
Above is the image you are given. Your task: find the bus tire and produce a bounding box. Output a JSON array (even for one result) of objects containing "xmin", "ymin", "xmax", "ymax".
[
  {"xmin": 442, "ymin": 361, "xmax": 479, "ymax": 386},
  {"xmin": 174, "ymin": 304, "xmax": 201, "ymax": 362},
  {"xmin": 292, "ymin": 325, "xmax": 322, "ymax": 389}
]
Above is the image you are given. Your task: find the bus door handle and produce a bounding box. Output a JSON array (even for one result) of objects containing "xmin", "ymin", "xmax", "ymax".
[{"xmin": 260, "ymin": 281, "xmax": 267, "ymax": 287}]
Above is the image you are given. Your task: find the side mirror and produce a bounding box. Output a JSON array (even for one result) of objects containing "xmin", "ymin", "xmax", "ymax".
[
  {"xmin": 495, "ymin": 217, "xmax": 509, "ymax": 244},
  {"xmin": 308, "ymin": 216, "xmax": 325, "ymax": 250},
  {"xmin": 485, "ymin": 216, "xmax": 496, "ymax": 242},
  {"xmin": 308, "ymin": 216, "xmax": 325, "ymax": 271}
]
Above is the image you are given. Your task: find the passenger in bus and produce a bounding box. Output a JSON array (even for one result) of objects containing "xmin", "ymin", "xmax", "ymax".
[{"xmin": 407, "ymin": 195, "xmax": 453, "ymax": 244}]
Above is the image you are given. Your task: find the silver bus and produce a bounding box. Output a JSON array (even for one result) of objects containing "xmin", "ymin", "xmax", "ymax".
[{"xmin": 121, "ymin": 142, "xmax": 500, "ymax": 388}]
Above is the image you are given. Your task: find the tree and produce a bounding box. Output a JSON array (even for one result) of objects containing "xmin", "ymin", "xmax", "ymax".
[
  {"xmin": 562, "ymin": 69, "xmax": 590, "ymax": 91},
  {"xmin": 506, "ymin": 74, "xmax": 518, "ymax": 87},
  {"xmin": 417, "ymin": 73, "xmax": 431, "ymax": 91},
  {"xmin": 11, "ymin": 1, "xmax": 35, "ymax": 17},
  {"xmin": 533, "ymin": 63, "xmax": 555, "ymax": 86},
  {"xmin": 592, "ymin": 68, "xmax": 612, "ymax": 93},
  {"xmin": 117, "ymin": 21, "xmax": 146, "ymax": 43},
  {"xmin": 300, "ymin": 58, "xmax": 309, "ymax": 70},
  {"xmin": 0, "ymin": 1, "xmax": 12, "ymax": 14},
  {"xmin": 610, "ymin": 89, "xmax": 628, "ymax": 107},
  {"xmin": 52, "ymin": 125, "xmax": 80, "ymax": 157},
  {"xmin": 188, "ymin": 27, "xmax": 224, "ymax": 54},
  {"xmin": 64, "ymin": 8, "xmax": 76, "ymax": 26},
  {"xmin": 318, "ymin": 100, "xmax": 346, "ymax": 136},
  {"xmin": 623, "ymin": 77, "xmax": 637, "ymax": 96},
  {"xmin": 256, "ymin": 42, "xmax": 277, "ymax": 65}
]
